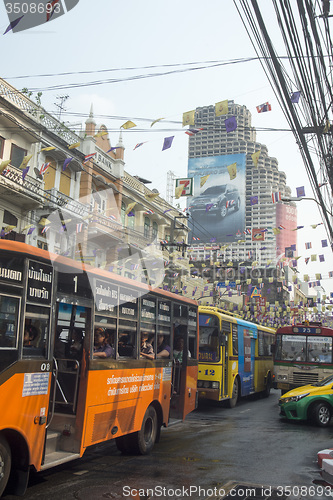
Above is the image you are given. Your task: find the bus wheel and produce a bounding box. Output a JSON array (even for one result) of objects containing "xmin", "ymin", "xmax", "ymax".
[
  {"xmin": 228, "ymin": 378, "xmax": 239, "ymax": 408},
  {"xmin": 263, "ymin": 375, "xmax": 271, "ymax": 398},
  {"xmin": 133, "ymin": 406, "xmax": 158, "ymax": 455},
  {"xmin": 313, "ymin": 403, "xmax": 332, "ymax": 427},
  {"xmin": 0, "ymin": 436, "xmax": 11, "ymax": 497},
  {"xmin": 115, "ymin": 435, "xmax": 132, "ymax": 454}
]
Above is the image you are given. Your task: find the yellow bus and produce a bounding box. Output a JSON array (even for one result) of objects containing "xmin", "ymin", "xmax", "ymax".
[
  {"xmin": 197, "ymin": 306, "xmax": 275, "ymax": 407},
  {"xmin": 0, "ymin": 240, "xmax": 198, "ymax": 497}
]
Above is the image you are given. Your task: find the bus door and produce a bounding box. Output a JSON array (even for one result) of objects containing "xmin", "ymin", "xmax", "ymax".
[
  {"xmin": 51, "ymin": 300, "xmax": 91, "ymax": 416},
  {"xmin": 170, "ymin": 305, "xmax": 197, "ymax": 420},
  {"xmin": 237, "ymin": 325, "xmax": 256, "ymax": 395}
]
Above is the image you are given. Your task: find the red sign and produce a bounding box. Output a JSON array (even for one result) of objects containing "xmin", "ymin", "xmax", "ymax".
[{"xmin": 252, "ymin": 229, "xmax": 265, "ymax": 241}]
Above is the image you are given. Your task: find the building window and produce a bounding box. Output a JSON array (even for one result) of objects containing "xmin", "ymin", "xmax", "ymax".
[
  {"xmin": 144, "ymin": 217, "xmax": 150, "ymax": 238},
  {"xmin": 127, "ymin": 210, "xmax": 135, "ymax": 228},
  {"xmin": 10, "ymin": 144, "xmax": 27, "ymax": 169},
  {"xmin": 152, "ymin": 221, "xmax": 158, "ymax": 240}
]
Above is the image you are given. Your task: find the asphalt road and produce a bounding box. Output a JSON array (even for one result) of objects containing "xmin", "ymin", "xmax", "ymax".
[{"xmin": 3, "ymin": 390, "xmax": 333, "ymax": 500}]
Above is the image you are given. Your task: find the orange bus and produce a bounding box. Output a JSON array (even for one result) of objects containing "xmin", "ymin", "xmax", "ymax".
[{"xmin": 0, "ymin": 240, "xmax": 198, "ymax": 497}]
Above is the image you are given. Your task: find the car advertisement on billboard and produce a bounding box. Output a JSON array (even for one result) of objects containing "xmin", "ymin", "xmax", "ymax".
[{"xmin": 187, "ymin": 154, "xmax": 246, "ymax": 243}]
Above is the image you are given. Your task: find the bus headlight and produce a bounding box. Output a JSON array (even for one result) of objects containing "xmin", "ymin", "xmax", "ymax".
[
  {"xmin": 211, "ymin": 382, "xmax": 219, "ymax": 389},
  {"xmin": 197, "ymin": 380, "xmax": 203, "ymax": 388},
  {"xmin": 277, "ymin": 374, "xmax": 288, "ymax": 381},
  {"xmin": 203, "ymin": 381, "xmax": 210, "ymax": 388}
]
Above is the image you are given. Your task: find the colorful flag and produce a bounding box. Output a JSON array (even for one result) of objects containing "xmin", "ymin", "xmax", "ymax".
[
  {"xmin": 321, "ymin": 239, "xmax": 328, "ymax": 247},
  {"xmin": 145, "ymin": 192, "xmax": 160, "ymax": 201},
  {"xmin": 27, "ymin": 227, "xmax": 35, "ymax": 235},
  {"xmin": 319, "ymin": 255, "xmax": 325, "ymax": 262},
  {"xmin": 76, "ymin": 223, "xmax": 84, "ymax": 233},
  {"xmin": 215, "ymin": 100, "xmax": 228, "ymax": 117},
  {"xmin": 125, "ymin": 202, "xmax": 136, "ymax": 215},
  {"xmin": 182, "ymin": 110, "xmax": 195, "ymax": 127},
  {"xmin": 251, "ymin": 150, "xmax": 261, "ymax": 167},
  {"xmin": 3, "ymin": 15, "xmax": 24, "ymax": 34},
  {"xmin": 296, "ymin": 186, "xmax": 305, "ymax": 197},
  {"xmin": 41, "ymin": 146, "xmax": 56, "ymax": 152},
  {"xmin": 94, "ymin": 130, "xmax": 108, "ymax": 137},
  {"xmin": 185, "ymin": 128, "xmax": 203, "ymax": 136},
  {"xmin": 272, "ymin": 192, "xmax": 281, "ymax": 203},
  {"xmin": 226, "ymin": 200, "xmax": 234, "ymax": 208},
  {"xmin": 175, "ymin": 185, "xmax": 184, "ymax": 199},
  {"xmin": 150, "ymin": 117, "xmax": 164, "ymax": 127},
  {"xmin": 291, "ymin": 91, "xmax": 301, "ymax": 103},
  {"xmin": 250, "ymin": 196, "xmax": 258, "ymax": 205},
  {"xmin": 68, "ymin": 142, "xmax": 80, "ymax": 150},
  {"xmin": 62, "ymin": 157, "xmax": 73, "ymax": 171},
  {"xmin": 41, "ymin": 226, "xmax": 50, "ymax": 234},
  {"xmin": 256, "ymin": 102, "xmax": 272, "ymax": 113},
  {"xmin": 273, "ymin": 228, "xmax": 280, "ymax": 235},
  {"xmin": 46, "ymin": 0, "xmax": 60, "ymax": 21},
  {"xmin": 133, "ymin": 142, "xmax": 146, "ymax": 150},
  {"xmin": 144, "ymin": 209, "xmax": 154, "ymax": 215},
  {"xmin": 227, "ymin": 162, "xmax": 237, "ymax": 180},
  {"xmin": 19, "ymin": 154, "xmax": 32, "ymax": 170},
  {"xmin": 206, "ymin": 203, "xmax": 214, "ymax": 212},
  {"xmin": 0, "ymin": 160, "xmax": 10, "ymax": 174},
  {"xmin": 39, "ymin": 162, "xmax": 50, "ymax": 175},
  {"xmin": 305, "ymin": 257, "xmax": 310, "ymax": 264},
  {"xmin": 162, "ymin": 136, "xmax": 174, "ymax": 151},
  {"xmin": 22, "ymin": 166, "xmax": 29, "ymax": 180},
  {"xmin": 311, "ymin": 254, "xmax": 317, "ymax": 261},
  {"xmin": 39, "ymin": 218, "xmax": 51, "ymax": 226},
  {"xmin": 225, "ymin": 116, "xmax": 237, "ymax": 133},
  {"xmin": 83, "ymin": 153, "xmax": 96, "ymax": 163},
  {"xmin": 200, "ymin": 174, "xmax": 210, "ymax": 187},
  {"xmin": 305, "ymin": 242, "xmax": 312, "ymax": 249},
  {"xmin": 192, "ymin": 236, "xmax": 200, "ymax": 241}
]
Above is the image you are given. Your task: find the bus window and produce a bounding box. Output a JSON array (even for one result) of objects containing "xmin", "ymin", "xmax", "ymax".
[
  {"xmin": 199, "ymin": 326, "xmax": 219, "ymax": 362},
  {"xmin": 118, "ymin": 320, "xmax": 136, "ymax": 357},
  {"xmin": 23, "ymin": 305, "xmax": 50, "ymax": 358},
  {"xmin": 156, "ymin": 326, "xmax": 171, "ymax": 359},
  {"xmin": 307, "ymin": 336, "xmax": 332, "ymax": 363},
  {"xmin": 276, "ymin": 335, "xmax": 306, "ymax": 361},
  {"xmin": 0, "ymin": 295, "xmax": 20, "ymax": 349}
]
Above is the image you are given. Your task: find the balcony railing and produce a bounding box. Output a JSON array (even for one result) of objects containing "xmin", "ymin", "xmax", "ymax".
[
  {"xmin": 0, "ymin": 163, "xmax": 44, "ymax": 204},
  {"xmin": 44, "ymin": 188, "xmax": 89, "ymax": 217},
  {"xmin": 0, "ymin": 78, "xmax": 81, "ymax": 147}
]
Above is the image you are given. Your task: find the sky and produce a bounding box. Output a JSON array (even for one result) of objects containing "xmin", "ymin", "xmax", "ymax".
[{"xmin": 1, "ymin": 0, "xmax": 332, "ymax": 297}]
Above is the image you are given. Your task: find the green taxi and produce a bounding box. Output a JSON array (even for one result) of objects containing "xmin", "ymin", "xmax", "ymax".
[{"xmin": 279, "ymin": 374, "xmax": 333, "ymax": 427}]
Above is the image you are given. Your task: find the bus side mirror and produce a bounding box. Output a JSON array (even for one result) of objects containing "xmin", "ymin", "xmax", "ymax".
[{"xmin": 219, "ymin": 334, "xmax": 226, "ymax": 346}]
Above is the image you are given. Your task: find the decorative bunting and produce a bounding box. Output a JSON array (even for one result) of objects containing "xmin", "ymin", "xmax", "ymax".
[
  {"xmin": 251, "ymin": 150, "xmax": 261, "ymax": 167},
  {"xmin": 200, "ymin": 175, "xmax": 210, "ymax": 188},
  {"xmin": 182, "ymin": 110, "xmax": 195, "ymax": 127},
  {"xmin": 19, "ymin": 155, "xmax": 32, "ymax": 170},
  {"xmin": 39, "ymin": 218, "xmax": 51, "ymax": 226},
  {"xmin": 296, "ymin": 186, "xmax": 305, "ymax": 197},
  {"xmin": 125, "ymin": 202, "xmax": 136, "ymax": 215},
  {"xmin": 83, "ymin": 153, "xmax": 96, "ymax": 163},
  {"xmin": 94, "ymin": 130, "xmax": 109, "ymax": 137},
  {"xmin": 68, "ymin": 142, "xmax": 80, "ymax": 150},
  {"xmin": 4, "ymin": 15, "xmax": 24, "ymax": 34},
  {"xmin": 322, "ymin": 239, "xmax": 328, "ymax": 247},
  {"xmin": 319, "ymin": 255, "xmax": 325, "ymax": 262},
  {"xmin": 250, "ymin": 196, "xmax": 258, "ymax": 205},
  {"xmin": 272, "ymin": 192, "xmax": 281, "ymax": 203},
  {"xmin": 175, "ymin": 185, "xmax": 184, "ymax": 199},
  {"xmin": 291, "ymin": 91, "xmax": 301, "ymax": 103},
  {"xmin": 39, "ymin": 162, "xmax": 50, "ymax": 176},
  {"xmin": 0, "ymin": 160, "xmax": 10, "ymax": 174},
  {"xmin": 311, "ymin": 254, "xmax": 317, "ymax": 261},
  {"xmin": 256, "ymin": 102, "xmax": 271, "ymax": 113},
  {"xmin": 22, "ymin": 166, "xmax": 29, "ymax": 180},
  {"xmin": 227, "ymin": 162, "xmax": 237, "ymax": 180},
  {"xmin": 62, "ymin": 157, "xmax": 73, "ymax": 171},
  {"xmin": 27, "ymin": 227, "xmax": 35, "ymax": 235},
  {"xmin": 225, "ymin": 116, "xmax": 237, "ymax": 133},
  {"xmin": 162, "ymin": 136, "xmax": 174, "ymax": 151},
  {"xmin": 215, "ymin": 100, "xmax": 228, "ymax": 117},
  {"xmin": 4, "ymin": 225, "xmax": 15, "ymax": 233},
  {"xmin": 40, "ymin": 146, "xmax": 56, "ymax": 152},
  {"xmin": 305, "ymin": 242, "xmax": 312, "ymax": 249},
  {"xmin": 185, "ymin": 128, "xmax": 203, "ymax": 136},
  {"xmin": 145, "ymin": 192, "xmax": 160, "ymax": 201},
  {"xmin": 133, "ymin": 142, "xmax": 147, "ymax": 150},
  {"xmin": 150, "ymin": 117, "xmax": 164, "ymax": 127}
]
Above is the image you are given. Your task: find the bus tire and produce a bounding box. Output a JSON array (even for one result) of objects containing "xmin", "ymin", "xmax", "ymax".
[
  {"xmin": 228, "ymin": 378, "xmax": 239, "ymax": 408},
  {"xmin": 115, "ymin": 435, "xmax": 132, "ymax": 454},
  {"xmin": 312, "ymin": 402, "xmax": 332, "ymax": 427},
  {"xmin": 0, "ymin": 435, "xmax": 11, "ymax": 497},
  {"xmin": 263, "ymin": 374, "xmax": 271, "ymax": 398},
  {"xmin": 133, "ymin": 405, "xmax": 158, "ymax": 455}
]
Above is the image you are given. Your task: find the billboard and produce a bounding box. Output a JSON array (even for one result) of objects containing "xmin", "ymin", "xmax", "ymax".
[{"xmin": 187, "ymin": 154, "xmax": 246, "ymax": 243}]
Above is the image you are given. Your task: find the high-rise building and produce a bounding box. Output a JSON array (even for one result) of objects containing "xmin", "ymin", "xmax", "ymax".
[{"xmin": 187, "ymin": 101, "xmax": 297, "ymax": 265}]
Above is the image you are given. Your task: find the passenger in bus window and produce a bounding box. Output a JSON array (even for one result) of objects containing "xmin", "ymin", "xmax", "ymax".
[
  {"xmin": 93, "ymin": 328, "xmax": 113, "ymax": 358},
  {"xmin": 156, "ymin": 334, "xmax": 171, "ymax": 359},
  {"xmin": 118, "ymin": 333, "xmax": 134, "ymax": 357},
  {"xmin": 23, "ymin": 325, "xmax": 38, "ymax": 347},
  {"xmin": 140, "ymin": 331, "xmax": 154, "ymax": 360},
  {"xmin": 0, "ymin": 323, "xmax": 13, "ymax": 347},
  {"xmin": 69, "ymin": 329, "xmax": 83, "ymax": 359},
  {"xmin": 173, "ymin": 336, "xmax": 191, "ymax": 363}
]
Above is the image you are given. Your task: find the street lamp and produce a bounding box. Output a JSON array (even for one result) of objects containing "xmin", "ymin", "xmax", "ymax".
[{"xmin": 281, "ymin": 196, "xmax": 333, "ymax": 217}]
